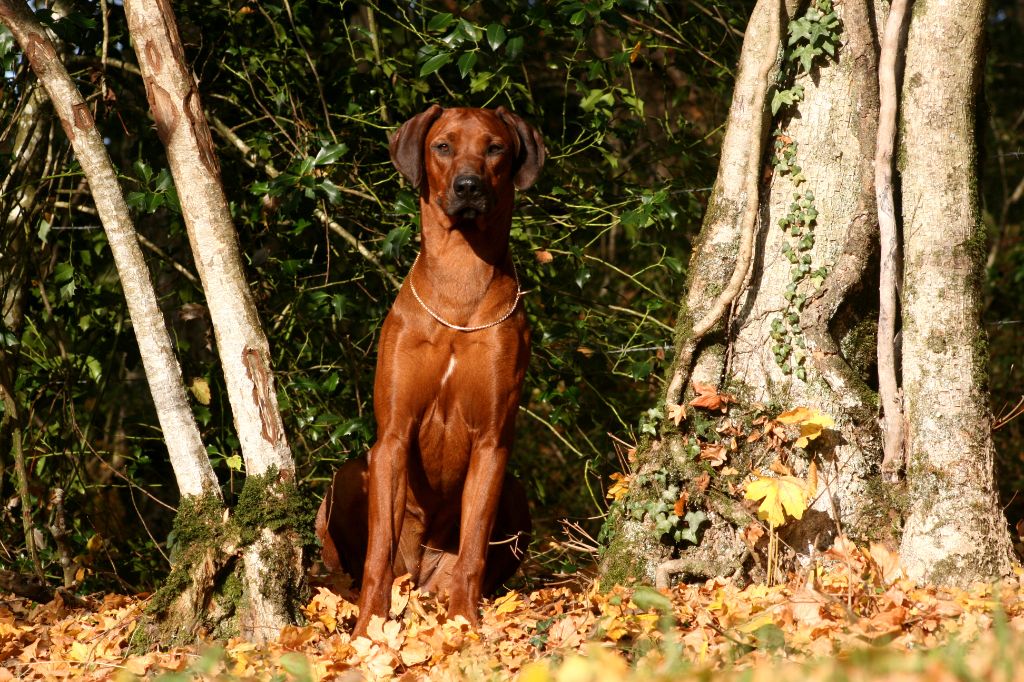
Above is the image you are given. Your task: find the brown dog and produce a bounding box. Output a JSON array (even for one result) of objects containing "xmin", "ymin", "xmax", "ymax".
[{"xmin": 315, "ymin": 105, "xmax": 545, "ymax": 634}]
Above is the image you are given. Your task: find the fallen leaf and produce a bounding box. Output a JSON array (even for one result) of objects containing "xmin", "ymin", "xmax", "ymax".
[
  {"xmin": 869, "ymin": 543, "xmax": 904, "ymax": 584},
  {"xmin": 689, "ymin": 381, "xmax": 732, "ymax": 412},
  {"xmin": 668, "ymin": 402, "xmax": 687, "ymax": 425},
  {"xmin": 493, "ymin": 591, "xmax": 521, "ymax": 615},
  {"xmin": 744, "ymin": 475, "xmax": 809, "ymax": 528},
  {"xmin": 673, "ymin": 491, "xmax": 689, "ymax": 517},
  {"xmin": 700, "ymin": 442, "xmax": 728, "ymax": 467},
  {"xmin": 606, "ymin": 472, "xmax": 631, "ymax": 502}
]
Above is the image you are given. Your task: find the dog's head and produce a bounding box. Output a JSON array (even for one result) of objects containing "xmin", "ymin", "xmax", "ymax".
[{"xmin": 390, "ymin": 106, "xmax": 545, "ymax": 223}]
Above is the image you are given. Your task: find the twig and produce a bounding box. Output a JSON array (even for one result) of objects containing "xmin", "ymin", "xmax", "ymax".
[
  {"xmin": 206, "ymin": 113, "xmax": 401, "ymax": 290},
  {"xmin": 518, "ymin": 405, "xmax": 586, "ymax": 461},
  {"xmin": 47, "ymin": 488, "xmax": 78, "ymax": 588}
]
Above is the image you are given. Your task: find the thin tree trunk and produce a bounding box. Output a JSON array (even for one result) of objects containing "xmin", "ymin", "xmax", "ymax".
[
  {"xmin": 897, "ymin": 0, "xmax": 1014, "ymax": 582},
  {"xmin": 1, "ymin": 76, "xmax": 51, "ymax": 583},
  {"xmin": 0, "ymin": 0, "xmax": 219, "ymax": 501},
  {"xmin": 665, "ymin": 0, "xmax": 798, "ymax": 404},
  {"xmin": 122, "ymin": 0, "xmax": 302, "ymax": 640},
  {"xmin": 876, "ymin": 0, "xmax": 910, "ymax": 477},
  {"xmin": 122, "ymin": 0, "xmax": 293, "ymax": 480}
]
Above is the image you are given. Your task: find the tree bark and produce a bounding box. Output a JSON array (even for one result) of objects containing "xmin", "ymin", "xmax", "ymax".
[
  {"xmin": 0, "ymin": 0, "xmax": 220, "ymax": 501},
  {"xmin": 727, "ymin": 0, "xmax": 882, "ymax": 538},
  {"xmin": 897, "ymin": 0, "xmax": 1015, "ymax": 583},
  {"xmin": 122, "ymin": 0, "xmax": 303, "ymax": 640}
]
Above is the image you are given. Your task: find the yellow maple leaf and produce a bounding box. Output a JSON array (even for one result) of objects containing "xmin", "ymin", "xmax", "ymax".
[
  {"xmin": 776, "ymin": 406, "xmax": 813, "ymax": 424},
  {"xmin": 492, "ymin": 590, "xmax": 521, "ymax": 615},
  {"xmin": 775, "ymin": 407, "xmax": 835, "ymax": 448},
  {"xmin": 744, "ymin": 475, "xmax": 809, "ymax": 528}
]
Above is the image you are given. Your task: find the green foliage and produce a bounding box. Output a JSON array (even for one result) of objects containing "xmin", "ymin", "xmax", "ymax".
[
  {"xmin": 0, "ymin": 0, "xmax": 744, "ymax": 590},
  {"xmin": 771, "ymin": 0, "xmax": 841, "ymax": 115},
  {"xmin": 626, "ymin": 461, "xmax": 707, "ymax": 546}
]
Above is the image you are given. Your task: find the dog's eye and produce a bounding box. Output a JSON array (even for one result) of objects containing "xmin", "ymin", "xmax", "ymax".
[
  {"xmin": 434, "ymin": 142, "xmax": 451, "ymax": 154},
  {"xmin": 487, "ymin": 144, "xmax": 504, "ymax": 156}
]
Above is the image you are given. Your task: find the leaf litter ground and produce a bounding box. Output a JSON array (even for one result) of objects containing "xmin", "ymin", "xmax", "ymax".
[{"xmin": 4, "ymin": 537, "xmax": 1024, "ymax": 681}]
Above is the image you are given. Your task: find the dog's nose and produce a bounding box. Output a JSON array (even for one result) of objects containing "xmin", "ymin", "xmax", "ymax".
[{"xmin": 453, "ymin": 174, "xmax": 484, "ymax": 198}]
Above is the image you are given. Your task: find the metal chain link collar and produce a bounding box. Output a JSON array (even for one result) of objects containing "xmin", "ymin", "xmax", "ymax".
[{"xmin": 406, "ymin": 251, "xmax": 524, "ymax": 332}]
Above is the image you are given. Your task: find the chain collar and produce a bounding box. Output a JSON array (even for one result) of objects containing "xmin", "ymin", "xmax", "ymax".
[{"xmin": 406, "ymin": 251, "xmax": 524, "ymax": 332}]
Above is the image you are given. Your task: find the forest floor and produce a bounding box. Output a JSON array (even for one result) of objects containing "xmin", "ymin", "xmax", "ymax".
[{"xmin": 3, "ymin": 536, "xmax": 1024, "ymax": 681}]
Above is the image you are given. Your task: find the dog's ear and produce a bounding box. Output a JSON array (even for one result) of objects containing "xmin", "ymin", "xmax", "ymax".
[
  {"xmin": 390, "ymin": 105, "xmax": 444, "ymax": 189},
  {"xmin": 496, "ymin": 107, "xmax": 546, "ymax": 190}
]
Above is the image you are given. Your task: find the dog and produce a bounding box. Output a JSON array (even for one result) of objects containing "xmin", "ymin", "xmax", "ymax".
[{"xmin": 315, "ymin": 105, "xmax": 545, "ymax": 634}]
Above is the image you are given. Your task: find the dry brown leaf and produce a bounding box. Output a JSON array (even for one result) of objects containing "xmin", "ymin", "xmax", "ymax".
[
  {"xmin": 700, "ymin": 442, "xmax": 728, "ymax": 467},
  {"xmin": 673, "ymin": 491, "xmax": 689, "ymax": 517},
  {"xmin": 689, "ymin": 381, "xmax": 733, "ymax": 412}
]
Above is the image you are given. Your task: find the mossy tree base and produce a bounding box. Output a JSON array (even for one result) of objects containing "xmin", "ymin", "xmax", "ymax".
[
  {"xmin": 599, "ymin": 434, "xmax": 752, "ymax": 588},
  {"xmin": 146, "ymin": 469, "xmax": 313, "ymax": 644}
]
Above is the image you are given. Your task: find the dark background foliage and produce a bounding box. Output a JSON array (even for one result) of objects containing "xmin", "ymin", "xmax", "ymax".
[{"xmin": 0, "ymin": 0, "xmax": 1021, "ymax": 592}]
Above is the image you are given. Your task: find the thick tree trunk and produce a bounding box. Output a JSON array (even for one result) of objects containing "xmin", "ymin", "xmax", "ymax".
[
  {"xmin": 602, "ymin": 0, "xmax": 800, "ymax": 585},
  {"xmin": 603, "ymin": 0, "xmax": 1015, "ymax": 591},
  {"xmin": 0, "ymin": 0, "xmax": 219, "ymax": 501},
  {"xmin": 123, "ymin": 0, "xmax": 303, "ymax": 641},
  {"xmin": 897, "ymin": 0, "xmax": 1015, "ymax": 582},
  {"xmin": 727, "ymin": 0, "xmax": 882, "ymax": 539}
]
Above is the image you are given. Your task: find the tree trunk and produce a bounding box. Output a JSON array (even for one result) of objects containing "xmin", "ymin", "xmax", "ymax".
[
  {"xmin": 122, "ymin": 0, "xmax": 303, "ymax": 641},
  {"xmin": 0, "ymin": 0, "xmax": 227, "ymax": 633},
  {"xmin": 0, "ymin": 0, "xmax": 219, "ymax": 501},
  {"xmin": 726, "ymin": 0, "xmax": 881, "ymax": 538},
  {"xmin": 897, "ymin": 0, "xmax": 1014, "ymax": 583},
  {"xmin": 602, "ymin": 0, "xmax": 1013, "ymax": 588}
]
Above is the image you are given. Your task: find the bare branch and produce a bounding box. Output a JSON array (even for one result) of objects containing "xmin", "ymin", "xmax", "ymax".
[{"xmin": 876, "ymin": 0, "xmax": 911, "ymax": 478}]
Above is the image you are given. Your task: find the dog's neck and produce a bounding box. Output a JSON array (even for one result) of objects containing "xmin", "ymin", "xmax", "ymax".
[{"xmin": 412, "ymin": 199, "xmax": 518, "ymax": 327}]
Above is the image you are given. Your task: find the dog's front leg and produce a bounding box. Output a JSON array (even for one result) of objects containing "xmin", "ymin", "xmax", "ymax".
[
  {"xmin": 353, "ymin": 432, "xmax": 409, "ymax": 635},
  {"xmin": 447, "ymin": 442, "xmax": 509, "ymax": 625}
]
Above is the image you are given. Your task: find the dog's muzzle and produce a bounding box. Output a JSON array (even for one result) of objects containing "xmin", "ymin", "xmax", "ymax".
[{"xmin": 446, "ymin": 173, "xmax": 492, "ymax": 220}]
